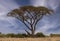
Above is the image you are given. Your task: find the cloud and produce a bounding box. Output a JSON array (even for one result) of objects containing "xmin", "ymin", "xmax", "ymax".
[
  {"xmin": 0, "ymin": 0, "xmax": 20, "ymax": 33},
  {"xmin": 30, "ymin": 0, "xmax": 60, "ymax": 11},
  {"xmin": 30, "ymin": 0, "xmax": 47, "ymax": 6},
  {"xmin": 46, "ymin": 0, "xmax": 60, "ymax": 11},
  {"xmin": 0, "ymin": 16, "xmax": 25, "ymax": 34},
  {"xmin": 0, "ymin": 0, "xmax": 19, "ymax": 15},
  {"xmin": 14, "ymin": 0, "xmax": 31, "ymax": 6},
  {"xmin": 36, "ymin": 20, "xmax": 58, "ymax": 34}
]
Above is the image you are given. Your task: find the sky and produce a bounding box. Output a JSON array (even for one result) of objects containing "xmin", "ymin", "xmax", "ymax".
[{"xmin": 0, "ymin": 0, "xmax": 60, "ymax": 35}]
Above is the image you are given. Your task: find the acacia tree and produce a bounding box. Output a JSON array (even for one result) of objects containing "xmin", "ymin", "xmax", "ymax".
[{"xmin": 7, "ymin": 6, "xmax": 53, "ymax": 36}]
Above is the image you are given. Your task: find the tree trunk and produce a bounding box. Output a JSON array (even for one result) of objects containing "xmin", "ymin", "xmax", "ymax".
[
  {"xmin": 31, "ymin": 29, "xmax": 35, "ymax": 37},
  {"xmin": 31, "ymin": 26, "xmax": 35, "ymax": 37}
]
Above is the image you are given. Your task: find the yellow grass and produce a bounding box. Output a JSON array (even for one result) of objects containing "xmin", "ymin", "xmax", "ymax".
[{"xmin": 0, "ymin": 37, "xmax": 60, "ymax": 41}]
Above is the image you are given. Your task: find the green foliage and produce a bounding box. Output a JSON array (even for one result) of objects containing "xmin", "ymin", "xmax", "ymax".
[
  {"xmin": 0, "ymin": 34, "xmax": 5, "ymax": 37},
  {"xmin": 15, "ymin": 34, "xmax": 23, "ymax": 38},
  {"xmin": 5, "ymin": 33, "xmax": 27, "ymax": 38},
  {"xmin": 15, "ymin": 33, "xmax": 28, "ymax": 38},
  {"xmin": 50, "ymin": 34, "xmax": 60, "ymax": 37},
  {"xmin": 6, "ymin": 33, "xmax": 15, "ymax": 37},
  {"xmin": 22, "ymin": 34, "xmax": 28, "ymax": 37},
  {"xmin": 0, "ymin": 32, "xmax": 46, "ymax": 38},
  {"xmin": 35, "ymin": 32, "xmax": 45, "ymax": 37}
]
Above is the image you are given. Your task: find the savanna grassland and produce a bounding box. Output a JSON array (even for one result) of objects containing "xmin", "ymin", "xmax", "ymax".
[{"xmin": 0, "ymin": 37, "xmax": 60, "ymax": 41}]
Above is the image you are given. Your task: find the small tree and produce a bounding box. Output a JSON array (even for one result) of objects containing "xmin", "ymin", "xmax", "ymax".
[{"xmin": 7, "ymin": 6, "xmax": 53, "ymax": 37}]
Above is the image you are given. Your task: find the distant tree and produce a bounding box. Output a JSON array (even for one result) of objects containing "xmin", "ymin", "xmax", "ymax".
[
  {"xmin": 6, "ymin": 33, "xmax": 15, "ymax": 37},
  {"xmin": 50, "ymin": 34, "xmax": 60, "ymax": 37},
  {"xmin": 15, "ymin": 34, "xmax": 23, "ymax": 38},
  {"xmin": 22, "ymin": 34, "xmax": 28, "ymax": 37},
  {"xmin": 7, "ymin": 6, "xmax": 53, "ymax": 37},
  {"xmin": 15, "ymin": 33, "xmax": 27, "ymax": 38},
  {"xmin": 0, "ymin": 32, "xmax": 2, "ymax": 34}
]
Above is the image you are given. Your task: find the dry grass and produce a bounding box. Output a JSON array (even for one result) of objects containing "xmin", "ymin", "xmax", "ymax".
[{"xmin": 0, "ymin": 37, "xmax": 60, "ymax": 41}]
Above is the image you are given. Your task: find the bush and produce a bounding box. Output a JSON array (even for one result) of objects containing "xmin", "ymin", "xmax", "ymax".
[
  {"xmin": 15, "ymin": 34, "xmax": 24, "ymax": 38},
  {"xmin": 22, "ymin": 34, "xmax": 28, "ymax": 37},
  {"xmin": 35, "ymin": 32, "xmax": 45, "ymax": 37},
  {"xmin": 15, "ymin": 33, "xmax": 28, "ymax": 38},
  {"xmin": 6, "ymin": 33, "xmax": 15, "ymax": 37}
]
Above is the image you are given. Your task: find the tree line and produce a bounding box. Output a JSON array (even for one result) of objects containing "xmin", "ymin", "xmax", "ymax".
[
  {"xmin": 0, "ymin": 32, "xmax": 45, "ymax": 38},
  {"xmin": 0, "ymin": 32, "xmax": 60, "ymax": 38}
]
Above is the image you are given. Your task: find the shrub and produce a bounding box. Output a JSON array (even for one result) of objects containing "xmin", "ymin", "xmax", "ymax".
[
  {"xmin": 35, "ymin": 32, "xmax": 45, "ymax": 37},
  {"xmin": 6, "ymin": 33, "xmax": 15, "ymax": 37}
]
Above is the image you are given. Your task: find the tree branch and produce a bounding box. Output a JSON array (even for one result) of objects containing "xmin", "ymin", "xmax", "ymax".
[
  {"xmin": 34, "ymin": 15, "xmax": 43, "ymax": 31},
  {"xmin": 25, "ymin": 30, "xmax": 31, "ymax": 35},
  {"xmin": 16, "ymin": 16, "xmax": 32, "ymax": 31}
]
